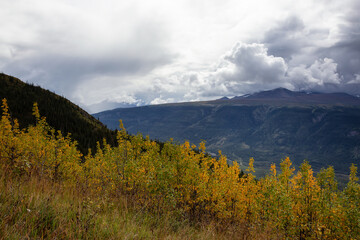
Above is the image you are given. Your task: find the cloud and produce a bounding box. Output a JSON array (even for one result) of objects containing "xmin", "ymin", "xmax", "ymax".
[
  {"xmin": 145, "ymin": 43, "xmax": 347, "ymax": 104},
  {"xmin": 260, "ymin": 6, "xmax": 360, "ymax": 94},
  {"xmin": 348, "ymin": 74, "xmax": 360, "ymax": 84},
  {"xmin": 142, "ymin": 43, "xmax": 289, "ymax": 102},
  {"xmin": 193, "ymin": 43, "xmax": 289, "ymax": 97},
  {"xmin": 223, "ymin": 43, "xmax": 287, "ymax": 84},
  {"xmin": 263, "ymin": 16, "xmax": 307, "ymax": 60},
  {"xmin": 0, "ymin": 0, "xmax": 175, "ymax": 100},
  {"xmin": 4, "ymin": 49, "xmax": 173, "ymax": 95},
  {"xmin": 1, "ymin": 0, "xmax": 360, "ymax": 112},
  {"xmin": 318, "ymin": 2, "xmax": 360, "ymax": 85},
  {"xmin": 77, "ymin": 37, "xmax": 357, "ymax": 112},
  {"xmin": 287, "ymin": 58, "xmax": 341, "ymax": 91}
]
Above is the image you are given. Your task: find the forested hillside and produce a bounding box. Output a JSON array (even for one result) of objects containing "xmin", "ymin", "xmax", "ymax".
[{"xmin": 0, "ymin": 73, "xmax": 116, "ymax": 154}]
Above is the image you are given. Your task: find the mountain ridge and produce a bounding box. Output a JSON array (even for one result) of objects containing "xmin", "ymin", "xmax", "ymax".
[
  {"xmin": 214, "ymin": 87, "xmax": 360, "ymax": 106},
  {"xmin": 94, "ymin": 88, "xmax": 360, "ymax": 177}
]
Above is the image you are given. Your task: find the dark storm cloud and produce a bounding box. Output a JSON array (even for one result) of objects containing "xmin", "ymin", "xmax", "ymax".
[
  {"xmin": 6, "ymin": 50, "xmax": 172, "ymax": 80},
  {"xmin": 1, "ymin": 13, "xmax": 175, "ymax": 99},
  {"xmin": 263, "ymin": 16, "xmax": 307, "ymax": 60},
  {"xmin": 259, "ymin": 2, "xmax": 360, "ymax": 95},
  {"xmin": 317, "ymin": 1, "xmax": 360, "ymax": 86},
  {"xmin": 263, "ymin": 16, "xmax": 331, "ymax": 61},
  {"xmin": 0, "ymin": 0, "xmax": 176, "ymax": 106},
  {"xmin": 3, "ymin": 50, "xmax": 174, "ymax": 97}
]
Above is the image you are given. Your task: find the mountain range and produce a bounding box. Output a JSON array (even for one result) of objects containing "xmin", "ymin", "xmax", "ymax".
[
  {"xmin": 94, "ymin": 88, "xmax": 360, "ymax": 178},
  {"xmin": 2, "ymin": 72, "xmax": 359, "ymax": 180}
]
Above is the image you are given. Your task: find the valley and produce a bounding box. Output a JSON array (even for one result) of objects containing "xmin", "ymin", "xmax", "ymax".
[{"xmin": 94, "ymin": 88, "xmax": 360, "ymax": 177}]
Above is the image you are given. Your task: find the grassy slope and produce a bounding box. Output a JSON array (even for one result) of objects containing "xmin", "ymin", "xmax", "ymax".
[{"xmin": 0, "ymin": 171, "xmax": 248, "ymax": 239}]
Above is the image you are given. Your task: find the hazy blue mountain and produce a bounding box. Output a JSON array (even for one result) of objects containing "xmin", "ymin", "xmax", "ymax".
[
  {"xmin": 94, "ymin": 88, "xmax": 360, "ymax": 178},
  {"xmin": 86, "ymin": 100, "xmax": 138, "ymax": 114}
]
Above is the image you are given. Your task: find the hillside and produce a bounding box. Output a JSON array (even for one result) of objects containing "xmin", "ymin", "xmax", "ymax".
[
  {"xmin": 0, "ymin": 73, "xmax": 117, "ymax": 154},
  {"xmin": 2, "ymin": 92, "xmax": 360, "ymax": 239},
  {"xmin": 94, "ymin": 88, "xmax": 360, "ymax": 175}
]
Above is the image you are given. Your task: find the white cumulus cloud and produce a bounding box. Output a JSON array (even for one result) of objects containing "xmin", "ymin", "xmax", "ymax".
[{"xmin": 288, "ymin": 58, "xmax": 341, "ymax": 91}]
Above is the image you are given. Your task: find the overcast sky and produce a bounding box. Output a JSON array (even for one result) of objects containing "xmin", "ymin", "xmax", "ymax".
[{"xmin": 1, "ymin": 0, "xmax": 360, "ymax": 113}]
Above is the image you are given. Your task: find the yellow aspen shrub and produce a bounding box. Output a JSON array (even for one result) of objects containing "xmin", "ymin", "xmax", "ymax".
[
  {"xmin": 118, "ymin": 119, "xmax": 127, "ymax": 138},
  {"xmin": 316, "ymin": 166, "xmax": 344, "ymax": 239},
  {"xmin": 291, "ymin": 161, "xmax": 321, "ymax": 239},
  {"xmin": 275, "ymin": 157, "xmax": 296, "ymax": 237},
  {"xmin": 232, "ymin": 158, "xmax": 259, "ymax": 225},
  {"xmin": 247, "ymin": 157, "xmax": 255, "ymax": 174},
  {"xmin": 20, "ymin": 102, "xmax": 55, "ymax": 176},
  {"xmin": 49, "ymin": 131, "xmax": 83, "ymax": 186},
  {"xmin": 0, "ymin": 100, "xmax": 83, "ymax": 182},
  {"xmin": 206, "ymin": 151, "xmax": 231, "ymax": 218},
  {"xmin": 270, "ymin": 163, "xmax": 276, "ymax": 176},
  {"xmin": 199, "ymin": 141, "xmax": 206, "ymax": 153},
  {"xmin": 342, "ymin": 164, "xmax": 360, "ymax": 239},
  {"xmin": 0, "ymin": 99, "xmax": 29, "ymax": 176},
  {"xmin": 253, "ymin": 164, "xmax": 282, "ymax": 234},
  {"xmin": 178, "ymin": 141, "xmax": 202, "ymax": 213},
  {"xmin": 82, "ymin": 142, "xmax": 111, "ymax": 194}
]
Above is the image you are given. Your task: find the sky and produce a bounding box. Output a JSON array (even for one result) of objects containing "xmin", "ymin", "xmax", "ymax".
[{"xmin": 1, "ymin": 0, "xmax": 360, "ymax": 113}]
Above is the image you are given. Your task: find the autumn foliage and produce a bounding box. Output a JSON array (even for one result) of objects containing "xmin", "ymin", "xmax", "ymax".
[{"xmin": 1, "ymin": 98, "xmax": 360, "ymax": 239}]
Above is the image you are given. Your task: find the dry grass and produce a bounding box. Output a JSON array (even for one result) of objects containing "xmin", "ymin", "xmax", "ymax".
[{"xmin": 0, "ymin": 170, "xmax": 256, "ymax": 239}]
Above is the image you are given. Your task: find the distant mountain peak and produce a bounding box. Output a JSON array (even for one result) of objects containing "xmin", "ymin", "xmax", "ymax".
[
  {"xmin": 217, "ymin": 96, "xmax": 230, "ymax": 100},
  {"xmin": 248, "ymin": 88, "xmax": 299, "ymax": 99},
  {"xmin": 224, "ymin": 88, "xmax": 360, "ymax": 106},
  {"xmin": 269, "ymin": 87, "xmax": 291, "ymax": 92}
]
